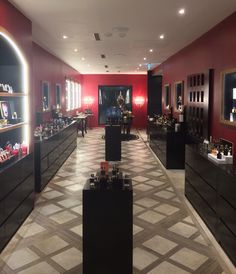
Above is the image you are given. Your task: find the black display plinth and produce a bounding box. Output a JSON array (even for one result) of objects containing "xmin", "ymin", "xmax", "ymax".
[
  {"xmin": 83, "ymin": 181, "xmax": 133, "ymax": 274},
  {"xmin": 105, "ymin": 125, "xmax": 121, "ymax": 161}
]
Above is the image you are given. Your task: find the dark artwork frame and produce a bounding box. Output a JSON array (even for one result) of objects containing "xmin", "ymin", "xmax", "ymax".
[
  {"xmin": 221, "ymin": 69, "xmax": 236, "ymax": 126},
  {"xmin": 98, "ymin": 85, "xmax": 132, "ymax": 125}
]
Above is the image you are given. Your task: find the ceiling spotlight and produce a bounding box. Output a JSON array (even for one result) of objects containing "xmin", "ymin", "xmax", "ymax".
[
  {"xmin": 159, "ymin": 34, "xmax": 164, "ymax": 39},
  {"xmin": 74, "ymin": 48, "xmax": 78, "ymax": 52},
  {"xmin": 81, "ymin": 57, "xmax": 85, "ymax": 61},
  {"xmin": 87, "ymin": 64, "xmax": 90, "ymax": 67},
  {"xmin": 149, "ymin": 49, "xmax": 153, "ymax": 53},
  {"xmin": 62, "ymin": 35, "xmax": 68, "ymax": 39},
  {"xmin": 143, "ymin": 57, "xmax": 147, "ymax": 61},
  {"xmin": 178, "ymin": 8, "xmax": 185, "ymax": 15},
  {"xmin": 139, "ymin": 64, "xmax": 142, "ymax": 67}
]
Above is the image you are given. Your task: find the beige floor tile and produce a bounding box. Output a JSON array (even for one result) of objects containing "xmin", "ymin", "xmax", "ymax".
[
  {"xmin": 145, "ymin": 180, "xmax": 165, "ymax": 187},
  {"xmin": 138, "ymin": 210, "xmax": 166, "ymax": 224},
  {"xmin": 168, "ymin": 222, "xmax": 198, "ymax": 238},
  {"xmin": 18, "ymin": 222, "xmax": 46, "ymax": 238},
  {"xmin": 154, "ymin": 190, "xmax": 176, "ymax": 199},
  {"xmin": 70, "ymin": 224, "xmax": 83, "ymax": 237},
  {"xmin": 66, "ymin": 184, "xmax": 83, "ymax": 192},
  {"xmin": 170, "ymin": 247, "xmax": 208, "ymax": 270},
  {"xmin": 49, "ymin": 210, "xmax": 78, "ymax": 224},
  {"xmin": 143, "ymin": 235, "xmax": 178, "ymax": 255},
  {"xmin": 51, "ymin": 247, "xmax": 82, "ymax": 270},
  {"xmin": 133, "ymin": 175, "xmax": 149, "ymax": 182},
  {"xmin": 133, "ymin": 247, "xmax": 158, "ymax": 270},
  {"xmin": 194, "ymin": 235, "xmax": 208, "ymax": 246},
  {"xmin": 154, "ymin": 204, "xmax": 179, "ymax": 215},
  {"xmin": 71, "ymin": 205, "xmax": 83, "ymax": 215},
  {"xmin": 134, "ymin": 184, "xmax": 154, "ymax": 192},
  {"xmin": 147, "ymin": 261, "xmax": 190, "ymax": 274},
  {"xmin": 37, "ymin": 204, "xmax": 63, "ymax": 216},
  {"xmin": 57, "ymin": 198, "xmax": 81, "ymax": 208},
  {"xmin": 133, "ymin": 204, "xmax": 145, "ymax": 215},
  {"xmin": 53, "ymin": 180, "xmax": 76, "ymax": 187},
  {"xmin": 133, "ymin": 224, "xmax": 144, "ymax": 235},
  {"xmin": 135, "ymin": 197, "xmax": 159, "ymax": 208},
  {"xmin": 42, "ymin": 190, "xmax": 64, "ymax": 199},
  {"xmin": 34, "ymin": 235, "xmax": 69, "ymax": 255},
  {"xmin": 18, "ymin": 262, "xmax": 59, "ymax": 274},
  {"xmin": 2, "ymin": 248, "xmax": 39, "ymax": 270}
]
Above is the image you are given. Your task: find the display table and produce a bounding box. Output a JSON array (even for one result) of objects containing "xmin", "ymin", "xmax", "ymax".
[
  {"xmin": 148, "ymin": 122, "xmax": 185, "ymax": 169},
  {"xmin": 185, "ymin": 144, "xmax": 236, "ymax": 265},
  {"xmin": 34, "ymin": 122, "xmax": 77, "ymax": 192},
  {"xmin": 83, "ymin": 180, "xmax": 133, "ymax": 274}
]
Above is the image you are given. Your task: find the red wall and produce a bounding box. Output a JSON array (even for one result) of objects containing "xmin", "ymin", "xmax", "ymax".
[
  {"xmin": 33, "ymin": 42, "xmax": 82, "ymax": 122},
  {"xmin": 82, "ymin": 74, "xmax": 147, "ymax": 128},
  {"xmin": 153, "ymin": 12, "xmax": 236, "ymax": 155}
]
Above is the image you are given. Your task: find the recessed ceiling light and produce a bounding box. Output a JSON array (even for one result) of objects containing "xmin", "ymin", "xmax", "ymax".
[
  {"xmin": 87, "ymin": 64, "xmax": 90, "ymax": 67},
  {"xmin": 178, "ymin": 8, "xmax": 185, "ymax": 15},
  {"xmin": 81, "ymin": 57, "xmax": 85, "ymax": 61},
  {"xmin": 74, "ymin": 48, "xmax": 78, "ymax": 52},
  {"xmin": 139, "ymin": 64, "xmax": 142, "ymax": 67},
  {"xmin": 149, "ymin": 49, "xmax": 153, "ymax": 53},
  {"xmin": 159, "ymin": 34, "xmax": 164, "ymax": 39},
  {"xmin": 143, "ymin": 57, "xmax": 147, "ymax": 61},
  {"xmin": 62, "ymin": 35, "xmax": 68, "ymax": 39}
]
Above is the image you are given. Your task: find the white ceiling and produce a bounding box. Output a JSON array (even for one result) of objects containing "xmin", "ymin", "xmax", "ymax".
[{"xmin": 9, "ymin": 0, "xmax": 236, "ymax": 74}]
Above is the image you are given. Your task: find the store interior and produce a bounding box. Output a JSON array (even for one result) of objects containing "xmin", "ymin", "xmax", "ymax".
[{"xmin": 0, "ymin": 0, "xmax": 236, "ymax": 273}]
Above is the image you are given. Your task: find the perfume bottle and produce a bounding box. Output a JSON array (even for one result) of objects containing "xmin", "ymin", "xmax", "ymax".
[{"xmin": 217, "ymin": 146, "xmax": 222, "ymax": 159}]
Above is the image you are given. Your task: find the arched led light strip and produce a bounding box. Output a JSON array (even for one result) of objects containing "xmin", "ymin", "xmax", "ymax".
[{"xmin": 0, "ymin": 30, "xmax": 30, "ymax": 146}]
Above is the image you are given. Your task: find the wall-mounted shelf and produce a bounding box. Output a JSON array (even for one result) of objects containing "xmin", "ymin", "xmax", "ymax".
[
  {"xmin": 0, "ymin": 122, "xmax": 26, "ymax": 133},
  {"xmin": 0, "ymin": 92, "xmax": 26, "ymax": 97}
]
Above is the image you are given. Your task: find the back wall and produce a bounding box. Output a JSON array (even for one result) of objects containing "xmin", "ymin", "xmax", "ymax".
[{"xmin": 82, "ymin": 74, "xmax": 147, "ymax": 128}]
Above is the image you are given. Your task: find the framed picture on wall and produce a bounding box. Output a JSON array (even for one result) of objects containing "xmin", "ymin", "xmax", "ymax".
[
  {"xmin": 42, "ymin": 81, "xmax": 50, "ymax": 112},
  {"xmin": 174, "ymin": 81, "xmax": 184, "ymax": 111},
  {"xmin": 55, "ymin": 83, "xmax": 61, "ymax": 109},
  {"xmin": 164, "ymin": 84, "xmax": 171, "ymax": 109}
]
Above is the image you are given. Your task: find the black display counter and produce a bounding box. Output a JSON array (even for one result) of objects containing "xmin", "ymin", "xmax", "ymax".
[
  {"xmin": 34, "ymin": 122, "xmax": 77, "ymax": 192},
  {"xmin": 148, "ymin": 122, "xmax": 185, "ymax": 169},
  {"xmin": 0, "ymin": 153, "xmax": 34, "ymax": 251},
  {"xmin": 83, "ymin": 181, "xmax": 133, "ymax": 274},
  {"xmin": 185, "ymin": 144, "xmax": 236, "ymax": 266}
]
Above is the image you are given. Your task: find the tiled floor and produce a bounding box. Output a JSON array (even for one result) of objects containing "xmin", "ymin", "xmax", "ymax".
[{"xmin": 0, "ymin": 128, "xmax": 233, "ymax": 273}]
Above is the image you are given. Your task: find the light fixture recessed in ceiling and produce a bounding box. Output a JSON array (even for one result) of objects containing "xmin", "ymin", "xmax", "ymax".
[
  {"xmin": 62, "ymin": 35, "xmax": 68, "ymax": 39},
  {"xmin": 143, "ymin": 57, "xmax": 147, "ymax": 61},
  {"xmin": 81, "ymin": 57, "xmax": 85, "ymax": 61},
  {"xmin": 149, "ymin": 49, "xmax": 153, "ymax": 53},
  {"xmin": 74, "ymin": 48, "xmax": 78, "ymax": 52},
  {"xmin": 159, "ymin": 34, "xmax": 165, "ymax": 39},
  {"xmin": 178, "ymin": 8, "xmax": 185, "ymax": 15},
  {"xmin": 139, "ymin": 64, "xmax": 142, "ymax": 67}
]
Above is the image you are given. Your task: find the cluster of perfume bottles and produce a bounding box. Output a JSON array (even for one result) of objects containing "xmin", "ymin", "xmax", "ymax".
[
  {"xmin": 203, "ymin": 138, "xmax": 233, "ymax": 159},
  {"xmin": 152, "ymin": 114, "xmax": 176, "ymax": 128},
  {"xmin": 0, "ymin": 83, "xmax": 13, "ymax": 93},
  {"xmin": 0, "ymin": 141, "xmax": 28, "ymax": 164},
  {"xmin": 89, "ymin": 165, "xmax": 131, "ymax": 190},
  {"xmin": 34, "ymin": 118, "xmax": 72, "ymax": 139}
]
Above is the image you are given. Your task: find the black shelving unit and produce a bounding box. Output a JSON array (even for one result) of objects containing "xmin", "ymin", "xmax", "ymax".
[{"xmin": 105, "ymin": 125, "xmax": 121, "ymax": 161}]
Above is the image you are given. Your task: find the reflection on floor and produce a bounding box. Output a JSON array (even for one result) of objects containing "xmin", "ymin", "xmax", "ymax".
[{"xmin": 0, "ymin": 128, "xmax": 231, "ymax": 274}]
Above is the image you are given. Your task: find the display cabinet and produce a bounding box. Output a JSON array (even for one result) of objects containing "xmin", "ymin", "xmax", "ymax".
[
  {"xmin": 174, "ymin": 81, "xmax": 184, "ymax": 111},
  {"xmin": 185, "ymin": 144, "xmax": 236, "ymax": 266},
  {"xmin": 221, "ymin": 69, "xmax": 236, "ymax": 126},
  {"xmin": 0, "ymin": 31, "xmax": 33, "ymax": 251},
  {"xmin": 34, "ymin": 121, "xmax": 77, "ymax": 192},
  {"xmin": 148, "ymin": 121, "xmax": 185, "ymax": 169}
]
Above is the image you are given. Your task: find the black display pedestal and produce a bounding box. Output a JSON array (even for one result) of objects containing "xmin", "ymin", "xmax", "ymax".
[
  {"xmin": 83, "ymin": 181, "xmax": 133, "ymax": 274},
  {"xmin": 105, "ymin": 125, "xmax": 121, "ymax": 161}
]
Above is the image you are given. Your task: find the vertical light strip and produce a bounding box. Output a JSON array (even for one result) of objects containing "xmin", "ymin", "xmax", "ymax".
[
  {"xmin": 0, "ymin": 31, "xmax": 29, "ymax": 146},
  {"xmin": 79, "ymin": 83, "xmax": 81, "ymax": 108}
]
